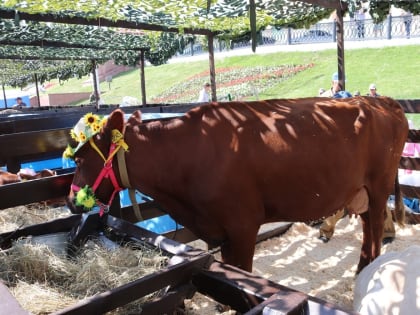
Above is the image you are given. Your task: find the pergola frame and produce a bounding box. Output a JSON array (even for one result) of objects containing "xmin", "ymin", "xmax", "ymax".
[{"xmin": 0, "ymin": 1, "xmax": 351, "ymax": 106}]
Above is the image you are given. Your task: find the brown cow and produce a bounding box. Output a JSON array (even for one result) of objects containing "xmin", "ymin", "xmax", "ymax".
[
  {"xmin": 66, "ymin": 96, "xmax": 408, "ymax": 273},
  {"xmin": 0, "ymin": 169, "xmax": 63, "ymax": 206},
  {"xmin": 0, "ymin": 169, "xmax": 56, "ymax": 185}
]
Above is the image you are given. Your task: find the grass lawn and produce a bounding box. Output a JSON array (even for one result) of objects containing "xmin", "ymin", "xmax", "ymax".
[
  {"xmin": 39, "ymin": 44, "xmax": 420, "ymax": 125},
  {"xmin": 45, "ymin": 44, "xmax": 419, "ymax": 103}
]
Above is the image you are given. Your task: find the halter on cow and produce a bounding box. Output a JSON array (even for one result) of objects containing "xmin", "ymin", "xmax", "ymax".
[
  {"xmin": 64, "ymin": 113, "xmax": 140, "ymax": 218},
  {"xmin": 66, "ymin": 97, "xmax": 408, "ymax": 273}
]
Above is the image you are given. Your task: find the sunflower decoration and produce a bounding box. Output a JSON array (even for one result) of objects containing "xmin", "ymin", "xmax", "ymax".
[
  {"xmin": 64, "ymin": 112, "xmax": 107, "ymax": 159},
  {"xmin": 75, "ymin": 185, "xmax": 97, "ymax": 211}
]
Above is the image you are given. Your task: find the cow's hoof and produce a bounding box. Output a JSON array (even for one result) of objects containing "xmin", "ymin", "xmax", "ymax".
[
  {"xmin": 382, "ymin": 237, "xmax": 395, "ymax": 245},
  {"xmin": 318, "ymin": 236, "xmax": 330, "ymax": 243}
]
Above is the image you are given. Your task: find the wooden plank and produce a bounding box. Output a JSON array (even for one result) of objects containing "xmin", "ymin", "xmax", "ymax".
[
  {"xmin": 398, "ymin": 99, "xmax": 420, "ymax": 114},
  {"xmin": 257, "ymin": 222, "xmax": 292, "ymax": 243},
  {"xmin": 193, "ymin": 261, "xmax": 291, "ymax": 312},
  {"xmin": 399, "ymin": 156, "xmax": 420, "ymax": 171},
  {"xmin": 406, "ymin": 129, "xmax": 420, "ymax": 143},
  {"xmin": 0, "ymin": 128, "xmax": 72, "ymax": 164},
  {"xmin": 106, "ymin": 215, "xmax": 197, "ymax": 256},
  {"xmin": 140, "ymin": 283, "xmax": 196, "ymax": 315},
  {"xmin": 0, "ymin": 113, "xmax": 82, "ymax": 134},
  {"xmin": 194, "ymin": 261, "xmax": 357, "ymax": 315},
  {"xmin": 0, "ymin": 172, "xmax": 73, "ymax": 210},
  {"xmin": 0, "ymin": 214, "xmax": 81, "ymax": 249},
  {"xmin": 163, "ymin": 227, "xmax": 198, "ymax": 244},
  {"xmin": 244, "ymin": 290, "xmax": 308, "ymax": 315},
  {"xmin": 400, "ymin": 184, "xmax": 420, "ymax": 199},
  {"xmin": 52, "ymin": 252, "xmax": 212, "ymax": 315}
]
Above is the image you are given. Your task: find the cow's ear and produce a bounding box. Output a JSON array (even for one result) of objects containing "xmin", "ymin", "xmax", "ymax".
[
  {"xmin": 127, "ymin": 110, "xmax": 142, "ymax": 126},
  {"xmin": 105, "ymin": 109, "xmax": 125, "ymax": 133}
]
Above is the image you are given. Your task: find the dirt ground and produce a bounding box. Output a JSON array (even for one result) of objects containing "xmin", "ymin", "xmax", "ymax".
[{"xmin": 184, "ymin": 218, "xmax": 420, "ymax": 314}]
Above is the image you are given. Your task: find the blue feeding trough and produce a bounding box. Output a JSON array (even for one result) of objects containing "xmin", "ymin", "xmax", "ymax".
[
  {"xmin": 119, "ymin": 189, "xmax": 182, "ymax": 234},
  {"xmin": 136, "ymin": 214, "xmax": 183, "ymax": 234},
  {"xmin": 119, "ymin": 189, "xmax": 153, "ymax": 207}
]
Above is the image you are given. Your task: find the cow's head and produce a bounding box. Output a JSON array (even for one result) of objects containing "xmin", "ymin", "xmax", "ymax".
[{"xmin": 65, "ymin": 110, "xmax": 127, "ymax": 215}]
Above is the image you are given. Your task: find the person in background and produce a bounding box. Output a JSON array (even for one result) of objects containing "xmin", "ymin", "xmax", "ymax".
[
  {"xmin": 12, "ymin": 97, "xmax": 27, "ymax": 108},
  {"xmin": 367, "ymin": 83, "xmax": 380, "ymax": 97},
  {"xmin": 320, "ymin": 72, "xmax": 352, "ymax": 98},
  {"xmin": 403, "ymin": 10, "xmax": 412, "ymax": 39},
  {"xmin": 355, "ymin": 6, "xmax": 366, "ymax": 38},
  {"xmin": 197, "ymin": 82, "xmax": 211, "ymax": 102}
]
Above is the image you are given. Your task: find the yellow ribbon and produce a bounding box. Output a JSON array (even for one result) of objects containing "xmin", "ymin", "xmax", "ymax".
[{"xmin": 111, "ymin": 129, "xmax": 129, "ymax": 151}]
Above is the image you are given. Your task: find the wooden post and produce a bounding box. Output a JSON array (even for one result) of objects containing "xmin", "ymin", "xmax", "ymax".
[
  {"xmin": 34, "ymin": 73, "xmax": 40, "ymax": 107},
  {"xmin": 336, "ymin": 8, "xmax": 346, "ymax": 90},
  {"xmin": 208, "ymin": 33, "xmax": 217, "ymax": 101},
  {"xmin": 249, "ymin": 0, "xmax": 257, "ymax": 52},
  {"xmin": 91, "ymin": 59, "xmax": 99, "ymax": 109},
  {"xmin": 2, "ymin": 83, "xmax": 7, "ymax": 108},
  {"xmin": 139, "ymin": 50, "xmax": 146, "ymax": 106}
]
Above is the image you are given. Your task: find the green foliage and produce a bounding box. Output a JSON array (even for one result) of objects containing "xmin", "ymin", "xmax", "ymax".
[
  {"xmin": 1, "ymin": 1, "xmax": 419, "ymax": 35},
  {"xmin": 0, "ymin": 59, "xmax": 94, "ymax": 88},
  {"xmin": 145, "ymin": 32, "xmax": 182, "ymax": 66}
]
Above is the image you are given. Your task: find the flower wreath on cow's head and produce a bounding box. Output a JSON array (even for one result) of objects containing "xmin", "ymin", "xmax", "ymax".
[{"xmin": 63, "ymin": 112, "xmax": 108, "ymax": 159}]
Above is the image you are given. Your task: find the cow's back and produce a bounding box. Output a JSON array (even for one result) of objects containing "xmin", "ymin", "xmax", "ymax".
[{"xmin": 188, "ymin": 97, "xmax": 407, "ymax": 223}]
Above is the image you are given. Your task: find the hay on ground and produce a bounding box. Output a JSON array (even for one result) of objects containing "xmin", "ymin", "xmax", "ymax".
[{"xmin": 0, "ymin": 204, "xmax": 169, "ymax": 314}]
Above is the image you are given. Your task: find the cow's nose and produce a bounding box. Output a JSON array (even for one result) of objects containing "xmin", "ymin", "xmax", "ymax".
[{"xmin": 66, "ymin": 195, "xmax": 82, "ymax": 214}]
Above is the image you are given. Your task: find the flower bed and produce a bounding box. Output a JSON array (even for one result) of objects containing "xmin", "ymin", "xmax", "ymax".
[{"xmin": 152, "ymin": 64, "xmax": 314, "ymax": 103}]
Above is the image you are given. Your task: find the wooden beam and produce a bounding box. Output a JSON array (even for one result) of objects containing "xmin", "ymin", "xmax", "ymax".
[
  {"xmin": 0, "ymin": 54, "xmax": 104, "ymax": 61},
  {"xmin": 0, "ymin": 10, "xmax": 214, "ymax": 36},
  {"xmin": 0, "ymin": 40, "xmax": 148, "ymax": 51}
]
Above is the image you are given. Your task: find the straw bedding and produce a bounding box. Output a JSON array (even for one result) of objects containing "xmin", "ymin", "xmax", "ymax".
[{"xmin": 0, "ymin": 205, "xmax": 168, "ymax": 314}]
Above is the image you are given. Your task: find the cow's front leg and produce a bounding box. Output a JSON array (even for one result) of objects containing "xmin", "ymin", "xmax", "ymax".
[{"xmin": 220, "ymin": 225, "xmax": 259, "ymax": 272}]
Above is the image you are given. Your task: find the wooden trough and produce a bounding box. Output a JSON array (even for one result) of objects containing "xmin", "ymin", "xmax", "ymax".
[{"xmin": 1, "ymin": 100, "xmax": 419, "ymax": 314}]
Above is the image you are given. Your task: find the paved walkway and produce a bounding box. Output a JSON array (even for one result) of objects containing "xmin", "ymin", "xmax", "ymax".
[{"xmin": 169, "ymin": 37, "xmax": 420, "ymax": 63}]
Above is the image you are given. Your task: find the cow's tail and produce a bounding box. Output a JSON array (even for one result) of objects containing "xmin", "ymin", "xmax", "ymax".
[{"xmin": 394, "ymin": 172, "xmax": 405, "ymax": 227}]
